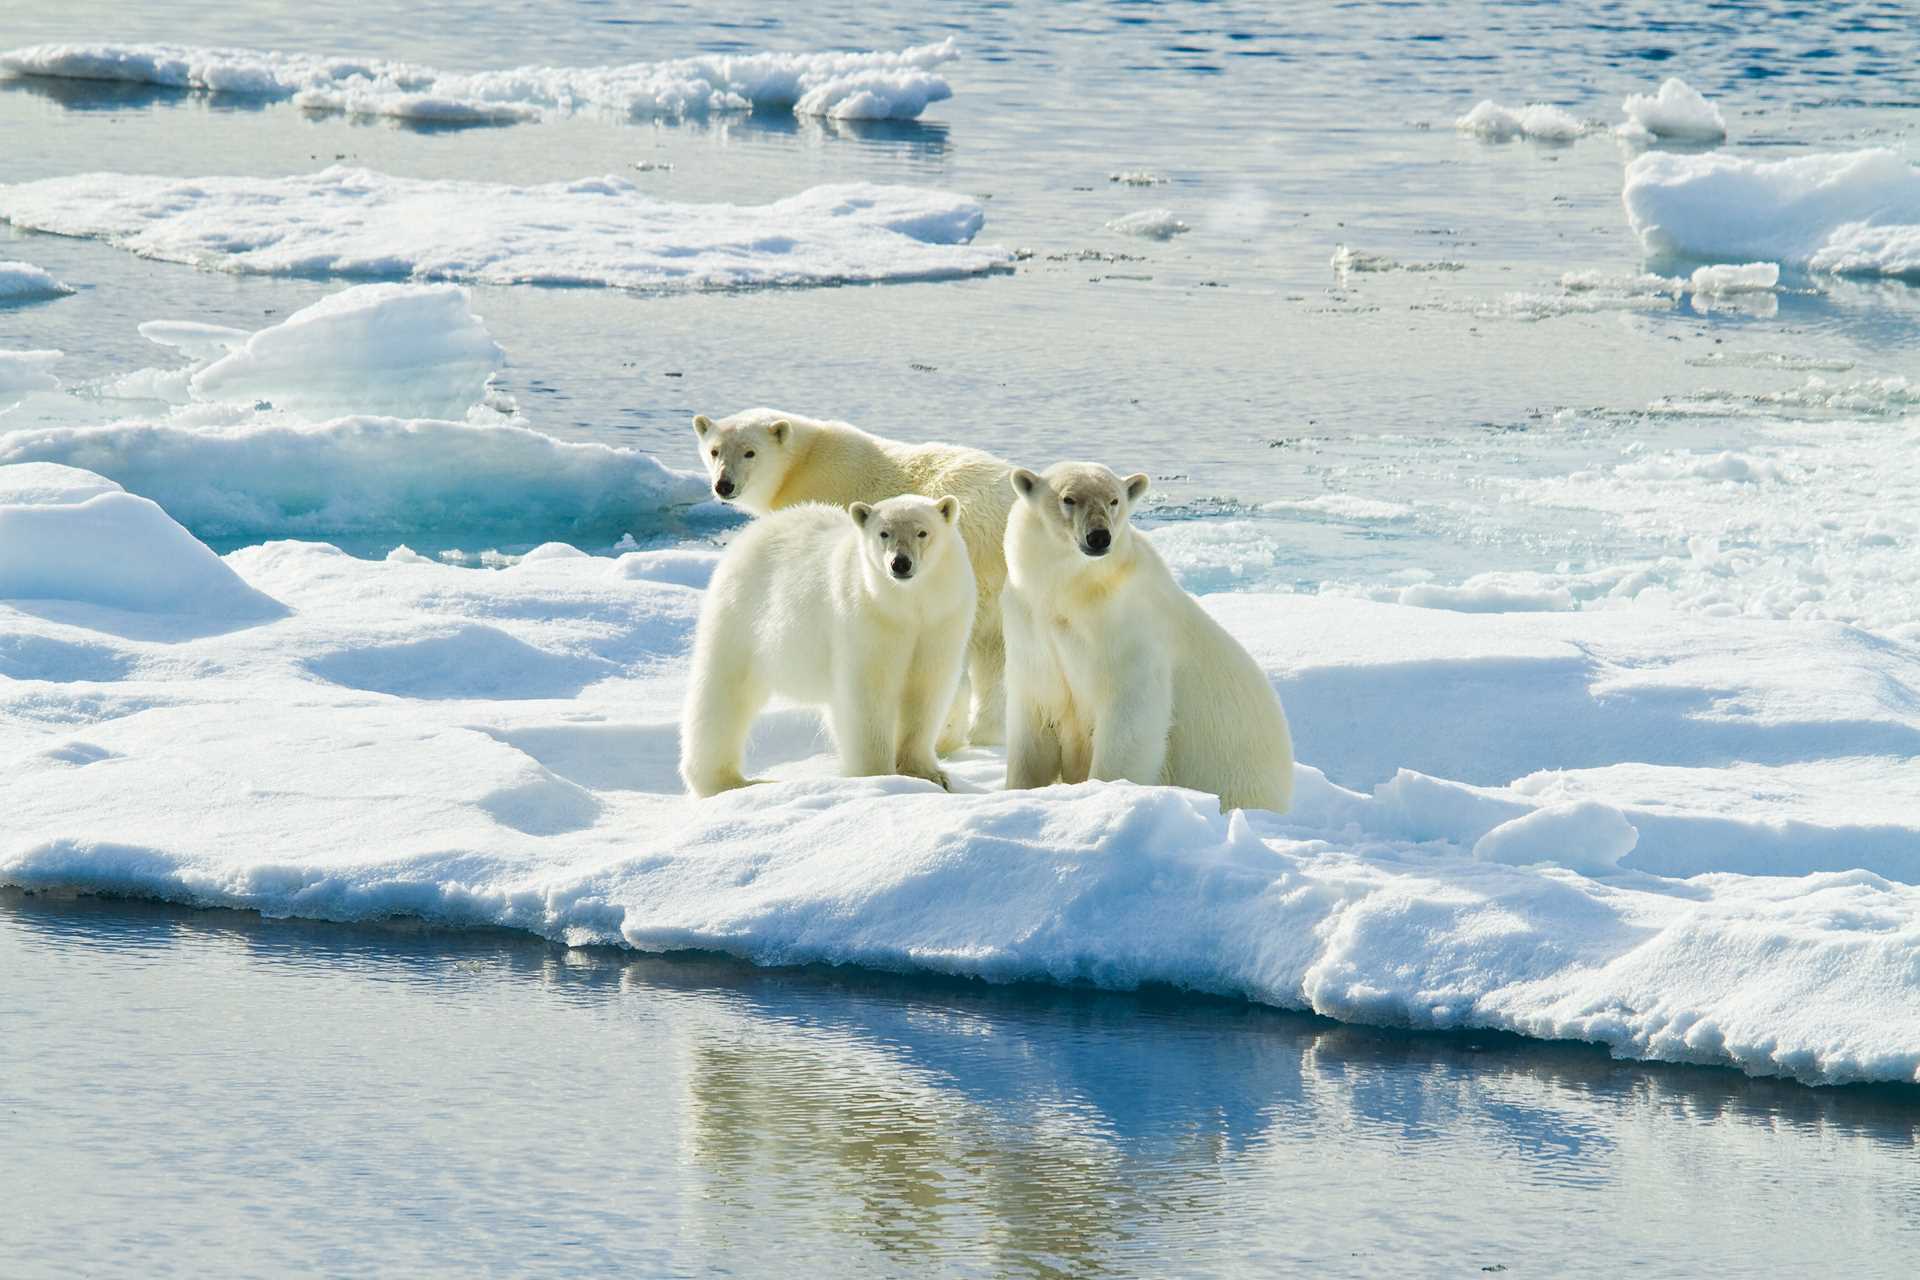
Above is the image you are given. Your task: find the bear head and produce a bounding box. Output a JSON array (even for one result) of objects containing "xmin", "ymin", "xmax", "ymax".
[
  {"xmin": 848, "ymin": 495, "xmax": 961, "ymax": 584},
  {"xmin": 692, "ymin": 412, "xmax": 791, "ymax": 510},
  {"xmin": 1009, "ymin": 462, "xmax": 1150, "ymax": 559}
]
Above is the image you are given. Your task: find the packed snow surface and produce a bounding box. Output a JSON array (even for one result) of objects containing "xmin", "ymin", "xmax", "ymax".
[
  {"xmin": 2, "ymin": 464, "xmax": 1918, "ymax": 1087},
  {"xmin": 1454, "ymin": 100, "xmax": 1586, "ymax": 142},
  {"xmin": 1624, "ymin": 148, "xmax": 1920, "ymax": 278},
  {"xmin": 0, "ymin": 167, "xmax": 1007, "ymax": 290},
  {"xmin": 1618, "ymin": 77, "xmax": 1727, "ymax": 144},
  {"xmin": 0, "ymin": 40, "xmax": 958, "ymax": 123},
  {"xmin": 0, "ymin": 260, "xmax": 73, "ymax": 300}
]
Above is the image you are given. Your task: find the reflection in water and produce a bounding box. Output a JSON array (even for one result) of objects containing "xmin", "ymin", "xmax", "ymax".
[
  {"xmin": 2, "ymin": 890, "xmax": 1915, "ymax": 1277},
  {"xmin": 0, "ymin": 74, "xmax": 271, "ymax": 114}
]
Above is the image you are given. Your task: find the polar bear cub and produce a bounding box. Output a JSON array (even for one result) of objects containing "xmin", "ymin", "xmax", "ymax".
[
  {"xmin": 680, "ymin": 495, "xmax": 976, "ymax": 798},
  {"xmin": 692, "ymin": 408, "xmax": 1015, "ymax": 749},
  {"xmin": 1001, "ymin": 462, "xmax": 1294, "ymax": 812}
]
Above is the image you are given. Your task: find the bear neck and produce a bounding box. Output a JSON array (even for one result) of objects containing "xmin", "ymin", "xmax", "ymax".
[
  {"xmin": 1008, "ymin": 507, "xmax": 1141, "ymax": 600},
  {"xmin": 769, "ymin": 420, "xmax": 912, "ymax": 511}
]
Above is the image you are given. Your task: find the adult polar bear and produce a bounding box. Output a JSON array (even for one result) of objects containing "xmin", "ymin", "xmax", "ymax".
[
  {"xmin": 692, "ymin": 408, "xmax": 1014, "ymax": 747},
  {"xmin": 1001, "ymin": 461, "xmax": 1295, "ymax": 813}
]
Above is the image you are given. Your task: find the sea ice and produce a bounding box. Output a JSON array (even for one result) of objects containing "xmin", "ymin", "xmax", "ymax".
[
  {"xmin": 0, "ymin": 39, "xmax": 959, "ymax": 123},
  {"xmin": 1624, "ymin": 148, "xmax": 1920, "ymax": 278},
  {"xmin": 0, "ymin": 349, "xmax": 62, "ymax": 409},
  {"xmin": 1617, "ymin": 77, "xmax": 1727, "ymax": 144},
  {"xmin": 1107, "ymin": 210, "xmax": 1190, "ymax": 240},
  {"xmin": 2, "ymin": 466, "xmax": 1918, "ymax": 1085},
  {"xmin": 1454, "ymin": 101, "xmax": 1586, "ymax": 142},
  {"xmin": 0, "ymin": 260, "xmax": 73, "ymax": 300},
  {"xmin": 0, "ymin": 168, "xmax": 1009, "ymax": 290}
]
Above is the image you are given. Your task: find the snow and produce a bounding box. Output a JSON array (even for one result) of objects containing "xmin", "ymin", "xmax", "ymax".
[
  {"xmin": 0, "ymin": 260, "xmax": 73, "ymax": 300},
  {"xmin": 1107, "ymin": 210, "xmax": 1190, "ymax": 240},
  {"xmin": 1617, "ymin": 77, "xmax": 1727, "ymax": 144},
  {"xmin": 1, "ymin": 468, "xmax": 1918, "ymax": 1086},
  {"xmin": 1454, "ymin": 101, "xmax": 1586, "ymax": 142},
  {"xmin": 0, "ymin": 39, "xmax": 958, "ymax": 123},
  {"xmin": 0, "ymin": 167, "xmax": 1008, "ymax": 290},
  {"xmin": 1623, "ymin": 148, "xmax": 1920, "ymax": 278},
  {"xmin": 0, "ymin": 349, "xmax": 62, "ymax": 409}
]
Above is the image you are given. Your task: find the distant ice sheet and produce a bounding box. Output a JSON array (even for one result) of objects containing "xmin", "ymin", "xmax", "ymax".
[
  {"xmin": 0, "ymin": 168, "xmax": 1008, "ymax": 290},
  {"xmin": 2, "ymin": 475, "xmax": 1918, "ymax": 1086},
  {"xmin": 1624, "ymin": 148, "xmax": 1920, "ymax": 278},
  {"xmin": 0, "ymin": 39, "xmax": 959, "ymax": 123}
]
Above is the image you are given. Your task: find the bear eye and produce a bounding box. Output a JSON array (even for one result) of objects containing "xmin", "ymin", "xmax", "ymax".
[
  {"xmin": 879, "ymin": 531, "xmax": 890, "ymax": 540},
  {"xmin": 744, "ymin": 450, "xmax": 755, "ymax": 459},
  {"xmin": 709, "ymin": 449, "xmax": 718, "ymax": 459},
  {"xmin": 917, "ymin": 530, "xmax": 927, "ymax": 539},
  {"xmin": 1109, "ymin": 498, "xmax": 1119, "ymax": 508},
  {"xmin": 1062, "ymin": 496, "xmax": 1075, "ymax": 507}
]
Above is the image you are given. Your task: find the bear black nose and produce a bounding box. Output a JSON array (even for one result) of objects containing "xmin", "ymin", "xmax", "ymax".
[
  {"xmin": 1086, "ymin": 527, "xmax": 1111, "ymax": 551},
  {"xmin": 714, "ymin": 477, "xmax": 735, "ymax": 498},
  {"xmin": 890, "ymin": 554, "xmax": 912, "ymax": 577}
]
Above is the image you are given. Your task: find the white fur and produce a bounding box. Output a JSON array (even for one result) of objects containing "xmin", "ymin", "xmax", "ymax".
[
  {"xmin": 680, "ymin": 495, "xmax": 975, "ymax": 798},
  {"xmin": 692, "ymin": 407, "xmax": 1014, "ymax": 749},
  {"xmin": 1001, "ymin": 462, "xmax": 1294, "ymax": 812}
]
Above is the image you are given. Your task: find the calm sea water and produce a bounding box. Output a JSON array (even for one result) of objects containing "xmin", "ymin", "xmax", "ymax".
[
  {"xmin": 3, "ymin": 3, "xmax": 1919, "ymax": 1272},
  {"xmin": 5, "ymin": 889, "xmax": 1919, "ymax": 1279}
]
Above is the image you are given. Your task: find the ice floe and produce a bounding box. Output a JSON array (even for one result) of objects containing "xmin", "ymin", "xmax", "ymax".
[
  {"xmin": 1617, "ymin": 77, "xmax": 1727, "ymax": 144},
  {"xmin": 2, "ymin": 474, "xmax": 1917, "ymax": 1086},
  {"xmin": 1107, "ymin": 210, "xmax": 1190, "ymax": 240},
  {"xmin": 0, "ymin": 39, "xmax": 959, "ymax": 123},
  {"xmin": 1624, "ymin": 148, "xmax": 1920, "ymax": 278},
  {"xmin": 1454, "ymin": 100, "xmax": 1587, "ymax": 142},
  {"xmin": 0, "ymin": 260, "xmax": 73, "ymax": 301},
  {"xmin": 0, "ymin": 167, "xmax": 1008, "ymax": 290},
  {"xmin": 0, "ymin": 349, "xmax": 61, "ymax": 410}
]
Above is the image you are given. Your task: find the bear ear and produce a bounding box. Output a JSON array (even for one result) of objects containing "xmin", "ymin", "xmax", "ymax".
[
  {"xmin": 769, "ymin": 419, "xmax": 791, "ymax": 445},
  {"xmin": 1123, "ymin": 472, "xmax": 1150, "ymax": 504},
  {"xmin": 849, "ymin": 502, "xmax": 872, "ymax": 529},
  {"xmin": 935, "ymin": 496, "xmax": 960, "ymax": 524},
  {"xmin": 1010, "ymin": 468, "xmax": 1043, "ymax": 500},
  {"xmin": 693, "ymin": 414, "xmax": 712, "ymax": 437}
]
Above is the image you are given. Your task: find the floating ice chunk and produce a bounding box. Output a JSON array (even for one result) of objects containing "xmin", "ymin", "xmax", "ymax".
[
  {"xmin": 1261, "ymin": 494, "xmax": 1415, "ymax": 522},
  {"xmin": 0, "ymin": 462, "xmax": 282, "ymax": 616},
  {"xmin": 1617, "ymin": 77, "xmax": 1727, "ymax": 144},
  {"xmin": 0, "ymin": 167, "xmax": 1006, "ymax": 290},
  {"xmin": 1558, "ymin": 269, "xmax": 1684, "ymax": 294},
  {"xmin": 0, "ymin": 416, "xmax": 709, "ymax": 542},
  {"xmin": 1624, "ymin": 148, "xmax": 1920, "ymax": 278},
  {"xmin": 1109, "ymin": 171, "xmax": 1168, "ymax": 186},
  {"xmin": 1473, "ymin": 801, "xmax": 1638, "ymax": 874},
  {"xmin": 136, "ymin": 320, "xmax": 251, "ymax": 360},
  {"xmin": 1454, "ymin": 100, "xmax": 1586, "ymax": 142},
  {"xmin": 0, "ymin": 260, "xmax": 73, "ymax": 300},
  {"xmin": 0, "ymin": 349, "xmax": 61, "ymax": 410},
  {"xmin": 1107, "ymin": 209, "xmax": 1190, "ymax": 240},
  {"xmin": 178, "ymin": 284, "xmax": 504, "ymax": 421},
  {"xmin": 1398, "ymin": 573, "xmax": 1576, "ymax": 613},
  {"xmin": 1688, "ymin": 262, "xmax": 1778, "ymax": 293},
  {"xmin": 0, "ymin": 39, "xmax": 960, "ymax": 123}
]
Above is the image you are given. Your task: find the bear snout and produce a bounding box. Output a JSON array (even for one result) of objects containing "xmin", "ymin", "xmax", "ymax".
[
  {"xmin": 1084, "ymin": 527, "xmax": 1112, "ymax": 554},
  {"xmin": 890, "ymin": 553, "xmax": 914, "ymax": 579},
  {"xmin": 714, "ymin": 476, "xmax": 736, "ymax": 499}
]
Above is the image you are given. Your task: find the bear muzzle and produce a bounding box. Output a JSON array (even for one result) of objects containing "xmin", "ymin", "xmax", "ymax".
[
  {"xmin": 713, "ymin": 475, "xmax": 737, "ymax": 499},
  {"xmin": 889, "ymin": 552, "xmax": 915, "ymax": 580},
  {"xmin": 1082, "ymin": 527, "xmax": 1112, "ymax": 556}
]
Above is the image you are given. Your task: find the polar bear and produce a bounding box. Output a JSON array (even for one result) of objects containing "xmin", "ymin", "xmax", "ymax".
[
  {"xmin": 679, "ymin": 494, "xmax": 975, "ymax": 798},
  {"xmin": 692, "ymin": 407, "xmax": 1014, "ymax": 748},
  {"xmin": 1000, "ymin": 462, "xmax": 1294, "ymax": 812}
]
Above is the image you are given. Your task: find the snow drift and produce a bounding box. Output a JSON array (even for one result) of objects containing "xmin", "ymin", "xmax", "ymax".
[
  {"xmin": 2, "ymin": 464, "xmax": 1918, "ymax": 1086},
  {"xmin": 1624, "ymin": 148, "xmax": 1920, "ymax": 278},
  {"xmin": 0, "ymin": 167, "xmax": 1008, "ymax": 290},
  {"xmin": 0, "ymin": 39, "xmax": 959, "ymax": 123}
]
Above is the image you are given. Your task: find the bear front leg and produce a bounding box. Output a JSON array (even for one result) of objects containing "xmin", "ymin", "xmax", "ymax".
[
  {"xmin": 937, "ymin": 669, "xmax": 970, "ymax": 757},
  {"xmin": 830, "ymin": 642, "xmax": 905, "ymax": 779},
  {"xmin": 1088, "ymin": 650, "xmax": 1173, "ymax": 787},
  {"xmin": 897, "ymin": 614, "xmax": 969, "ymax": 790},
  {"xmin": 964, "ymin": 606, "xmax": 1007, "ymax": 747},
  {"xmin": 679, "ymin": 648, "xmax": 769, "ymax": 797}
]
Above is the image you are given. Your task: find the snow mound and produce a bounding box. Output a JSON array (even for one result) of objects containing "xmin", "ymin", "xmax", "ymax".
[
  {"xmin": 1473, "ymin": 801, "xmax": 1638, "ymax": 874},
  {"xmin": 0, "ymin": 39, "xmax": 958, "ymax": 123},
  {"xmin": 1454, "ymin": 100, "xmax": 1586, "ymax": 142},
  {"xmin": 0, "ymin": 260, "xmax": 73, "ymax": 300},
  {"xmin": 180, "ymin": 284, "xmax": 503, "ymax": 421},
  {"xmin": 1107, "ymin": 209, "xmax": 1190, "ymax": 240},
  {"xmin": 1618, "ymin": 77, "xmax": 1727, "ymax": 144},
  {"xmin": 0, "ymin": 416, "xmax": 708, "ymax": 542},
  {"xmin": 0, "ymin": 463, "xmax": 282, "ymax": 616},
  {"xmin": 1624, "ymin": 148, "xmax": 1920, "ymax": 278},
  {"xmin": 0, "ymin": 167, "xmax": 1007, "ymax": 290}
]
